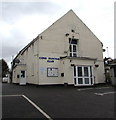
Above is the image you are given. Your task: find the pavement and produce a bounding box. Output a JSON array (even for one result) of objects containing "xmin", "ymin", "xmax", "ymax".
[{"xmin": 2, "ymin": 83, "xmax": 116, "ymax": 119}]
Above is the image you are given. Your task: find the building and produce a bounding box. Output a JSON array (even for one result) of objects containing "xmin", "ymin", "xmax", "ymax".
[
  {"xmin": 12, "ymin": 10, "xmax": 105, "ymax": 86},
  {"xmin": 104, "ymin": 58, "xmax": 116, "ymax": 85},
  {"xmin": 104, "ymin": 57, "xmax": 112, "ymax": 83},
  {"xmin": 109, "ymin": 59, "xmax": 116, "ymax": 86}
]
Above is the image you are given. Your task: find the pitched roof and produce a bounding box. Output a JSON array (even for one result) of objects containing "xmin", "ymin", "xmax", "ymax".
[
  {"xmin": 13, "ymin": 9, "xmax": 102, "ymax": 60},
  {"xmin": 13, "ymin": 10, "xmax": 73, "ymax": 60}
]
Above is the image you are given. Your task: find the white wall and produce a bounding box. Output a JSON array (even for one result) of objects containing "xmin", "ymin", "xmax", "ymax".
[
  {"xmin": 12, "ymin": 10, "xmax": 105, "ymax": 85},
  {"xmin": 38, "ymin": 10, "xmax": 105, "ymax": 84}
]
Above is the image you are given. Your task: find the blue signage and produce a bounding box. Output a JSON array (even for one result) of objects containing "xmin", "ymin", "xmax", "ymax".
[
  {"xmin": 39, "ymin": 57, "xmax": 47, "ymax": 59},
  {"xmin": 48, "ymin": 57, "xmax": 60, "ymax": 60},
  {"xmin": 39, "ymin": 57, "xmax": 60, "ymax": 60},
  {"xmin": 47, "ymin": 60, "xmax": 54, "ymax": 63}
]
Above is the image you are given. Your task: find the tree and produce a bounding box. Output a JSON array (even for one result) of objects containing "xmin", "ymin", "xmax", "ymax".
[{"xmin": 0, "ymin": 59, "xmax": 9, "ymax": 77}]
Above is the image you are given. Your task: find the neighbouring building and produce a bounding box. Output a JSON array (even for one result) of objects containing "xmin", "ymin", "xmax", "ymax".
[
  {"xmin": 104, "ymin": 57, "xmax": 112, "ymax": 83},
  {"xmin": 110, "ymin": 59, "xmax": 116, "ymax": 86},
  {"xmin": 104, "ymin": 58, "xmax": 116, "ymax": 85},
  {"xmin": 12, "ymin": 10, "xmax": 105, "ymax": 86}
]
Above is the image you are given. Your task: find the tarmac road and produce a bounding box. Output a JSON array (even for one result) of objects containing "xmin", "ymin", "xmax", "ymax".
[{"xmin": 2, "ymin": 83, "xmax": 116, "ymax": 119}]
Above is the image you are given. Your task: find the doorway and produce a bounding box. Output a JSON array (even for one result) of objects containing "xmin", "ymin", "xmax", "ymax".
[
  {"xmin": 74, "ymin": 66, "xmax": 93, "ymax": 86},
  {"xmin": 20, "ymin": 70, "xmax": 26, "ymax": 85}
]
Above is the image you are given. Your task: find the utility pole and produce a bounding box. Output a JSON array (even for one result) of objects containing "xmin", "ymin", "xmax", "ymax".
[
  {"xmin": 10, "ymin": 55, "xmax": 14, "ymax": 83},
  {"xmin": 106, "ymin": 47, "xmax": 109, "ymax": 58}
]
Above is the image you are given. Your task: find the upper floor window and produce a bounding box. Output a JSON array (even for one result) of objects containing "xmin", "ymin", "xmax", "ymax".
[{"xmin": 69, "ymin": 38, "xmax": 78, "ymax": 57}]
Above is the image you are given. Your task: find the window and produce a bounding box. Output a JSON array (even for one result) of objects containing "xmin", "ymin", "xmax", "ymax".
[
  {"xmin": 85, "ymin": 78, "xmax": 89, "ymax": 84},
  {"xmin": 74, "ymin": 66, "xmax": 93, "ymax": 85},
  {"xmin": 78, "ymin": 78, "xmax": 83, "ymax": 84},
  {"xmin": 21, "ymin": 71, "xmax": 25, "ymax": 78},
  {"xmin": 78, "ymin": 67, "xmax": 82, "ymax": 77},
  {"xmin": 69, "ymin": 38, "xmax": 78, "ymax": 57},
  {"xmin": 74, "ymin": 66, "xmax": 76, "ymax": 77},
  {"xmin": 84, "ymin": 67, "xmax": 89, "ymax": 76},
  {"xmin": 17, "ymin": 75, "xmax": 20, "ymax": 78}
]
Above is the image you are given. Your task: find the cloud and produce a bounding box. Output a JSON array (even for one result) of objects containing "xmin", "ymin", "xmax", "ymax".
[
  {"xmin": 2, "ymin": 45, "xmax": 20, "ymax": 58},
  {"xmin": 12, "ymin": 14, "xmax": 54, "ymax": 39},
  {"xmin": 1, "ymin": 28, "xmax": 27, "ymax": 59},
  {"xmin": 0, "ymin": 21, "xmax": 13, "ymax": 38},
  {"xmin": 2, "ymin": 2, "xmax": 61, "ymax": 23},
  {"xmin": 0, "ymin": 0, "xmax": 115, "ymax": 67},
  {"xmin": 1, "ymin": 2, "xmax": 62, "ymax": 64}
]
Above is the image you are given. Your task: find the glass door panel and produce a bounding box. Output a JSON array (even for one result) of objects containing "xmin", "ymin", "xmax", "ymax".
[
  {"xmin": 78, "ymin": 78, "xmax": 83, "ymax": 84},
  {"xmin": 84, "ymin": 67, "xmax": 89, "ymax": 76},
  {"xmin": 85, "ymin": 78, "xmax": 89, "ymax": 84},
  {"xmin": 78, "ymin": 67, "xmax": 82, "ymax": 77}
]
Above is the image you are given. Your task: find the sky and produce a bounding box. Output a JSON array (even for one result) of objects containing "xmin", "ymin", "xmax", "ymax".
[{"xmin": 0, "ymin": 0, "xmax": 115, "ymax": 68}]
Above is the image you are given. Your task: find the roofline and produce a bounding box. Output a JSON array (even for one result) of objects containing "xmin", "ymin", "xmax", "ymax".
[
  {"xmin": 13, "ymin": 9, "xmax": 103, "ymax": 60},
  {"xmin": 13, "ymin": 35, "xmax": 39, "ymax": 60},
  {"xmin": 71, "ymin": 10, "xmax": 103, "ymax": 46},
  {"xmin": 13, "ymin": 10, "xmax": 73, "ymax": 60}
]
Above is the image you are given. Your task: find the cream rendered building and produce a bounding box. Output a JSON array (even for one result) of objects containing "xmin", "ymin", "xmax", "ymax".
[{"xmin": 12, "ymin": 10, "xmax": 105, "ymax": 86}]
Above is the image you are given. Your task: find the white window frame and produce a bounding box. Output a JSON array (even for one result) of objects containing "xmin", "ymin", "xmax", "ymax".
[
  {"xmin": 69, "ymin": 38, "xmax": 78, "ymax": 57},
  {"xmin": 69, "ymin": 44, "xmax": 77, "ymax": 57},
  {"xmin": 74, "ymin": 66, "xmax": 94, "ymax": 86}
]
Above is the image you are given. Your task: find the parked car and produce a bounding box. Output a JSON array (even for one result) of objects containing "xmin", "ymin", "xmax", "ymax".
[{"xmin": 2, "ymin": 77, "xmax": 8, "ymax": 83}]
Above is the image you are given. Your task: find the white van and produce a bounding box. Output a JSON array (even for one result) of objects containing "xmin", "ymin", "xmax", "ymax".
[{"xmin": 2, "ymin": 77, "xmax": 8, "ymax": 83}]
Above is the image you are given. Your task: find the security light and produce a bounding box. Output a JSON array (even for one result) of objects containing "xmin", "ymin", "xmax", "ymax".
[{"xmin": 65, "ymin": 33, "xmax": 69, "ymax": 36}]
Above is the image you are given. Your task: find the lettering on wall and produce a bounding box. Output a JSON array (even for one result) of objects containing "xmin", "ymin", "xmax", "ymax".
[
  {"xmin": 39, "ymin": 57, "xmax": 47, "ymax": 59},
  {"xmin": 39, "ymin": 57, "xmax": 60, "ymax": 63}
]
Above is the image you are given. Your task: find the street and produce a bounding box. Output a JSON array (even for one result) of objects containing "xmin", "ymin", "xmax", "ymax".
[{"xmin": 2, "ymin": 83, "xmax": 116, "ymax": 119}]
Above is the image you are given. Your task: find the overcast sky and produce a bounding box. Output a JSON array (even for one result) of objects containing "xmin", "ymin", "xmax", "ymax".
[{"xmin": 0, "ymin": 0, "xmax": 115, "ymax": 67}]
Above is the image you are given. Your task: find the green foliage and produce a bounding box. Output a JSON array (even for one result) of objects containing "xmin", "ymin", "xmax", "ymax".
[{"xmin": 0, "ymin": 59, "xmax": 9, "ymax": 77}]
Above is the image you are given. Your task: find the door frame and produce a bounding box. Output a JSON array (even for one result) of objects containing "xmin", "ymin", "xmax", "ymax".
[
  {"xmin": 19, "ymin": 70, "xmax": 26, "ymax": 85},
  {"xmin": 74, "ymin": 65, "xmax": 94, "ymax": 86}
]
